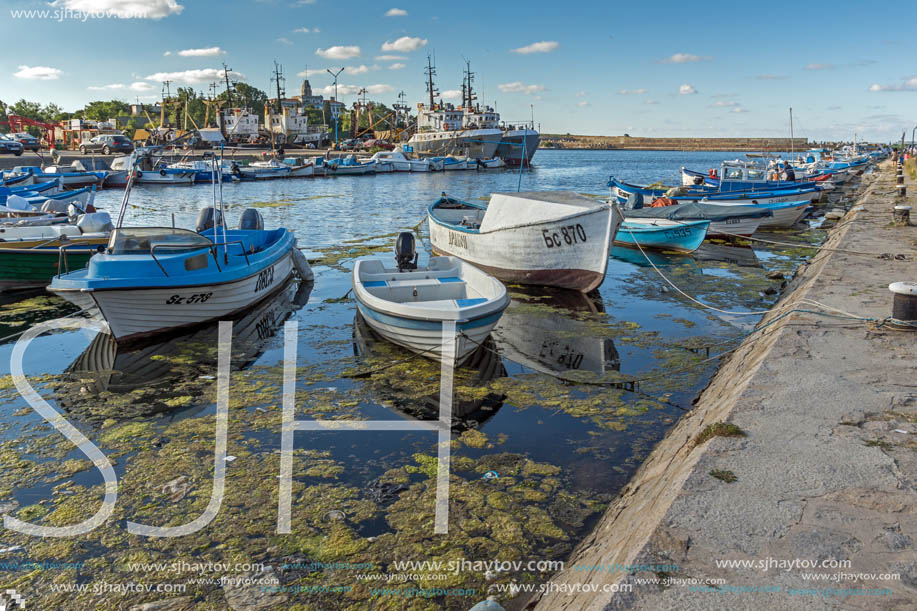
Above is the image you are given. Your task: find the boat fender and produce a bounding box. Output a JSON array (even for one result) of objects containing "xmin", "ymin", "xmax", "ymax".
[
  {"xmin": 239, "ymin": 208, "xmax": 265, "ymax": 231},
  {"xmin": 159, "ymin": 169, "xmax": 167, "ymax": 177},
  {"xmin": 135, "ymin": 170, "xmax": 142, "ymax": 178},
  {"xmin": 195, "ymin": 206, "xmax": 223, "ymax": 233},
  {"xmin": 292, "ymin": 247, "xmax": 314, "ymax": 282},
  {"xmin": 76, "ymin": 211, "xmax": 114, "ymax": 233}
]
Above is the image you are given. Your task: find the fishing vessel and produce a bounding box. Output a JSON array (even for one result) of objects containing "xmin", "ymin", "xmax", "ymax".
[
  {"xmin": 614, "ymin": 220, "xmax": 710, "ymax": 253},
  {"xmin": 49, "ymin": 156, "xmax": 312, "ymax": 341},
  {"xmin": 406, "ymin": 58, "xmax": 507, "ymax": 160},
  {"xmin": 370, "ymin": 148, "xmax": 433, "ymax": 172},
  {"xmin": 352, "ymin": 233, "xmax": 510, "ymax": 364},
  {"xmin": 428, "ymin": 191, "xmax": 623, "ymax": 292},
  {"xmin": 8, "ymin": 164, "xmax": 106, "ymax": 188},
  {"xmin": 325, "ymin": 156, "xmax": 377, "ymax": 175},
  {"xmin": 496, "ymin": 121, "xmax": 539, "ymax": 167},
  {"xmin": 623, "ymin": 201, "xmax": 772, "ymax": 238}
]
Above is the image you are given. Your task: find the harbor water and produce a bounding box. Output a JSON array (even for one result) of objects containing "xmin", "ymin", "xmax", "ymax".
[{"xmin": 0, "ymin": 150, "xmax": 847, "ymax": 609}]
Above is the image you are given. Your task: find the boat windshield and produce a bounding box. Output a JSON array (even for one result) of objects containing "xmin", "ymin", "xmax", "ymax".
[{"xmin": 108, "ymin": 227, "xmax": 213, "ymax": 255}]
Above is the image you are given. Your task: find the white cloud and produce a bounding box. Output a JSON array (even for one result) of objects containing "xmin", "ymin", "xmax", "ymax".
[
  {"xmin": 440, "ymin": 89, "xmax": 462, "ymax": 99},
  {"xmin": 376, "ymin": 55, "xmax": 407, "ymax": 61},
  {"xmin": 731, "ymin": 107, "xmax": 749, "ymax": 113},
  {"xmin": 644, "ymin": 99, "xmax": 659, "ymax": 105},
  {"xmin": 678, "ymin": 83, "xmax": 697, "ymax": 95},
  {"xmin": 49, "ymin": 0, "xmax": 183, "ymax": 19},
  {"xmin": 130, "ymin": 81, "xmax": 154, "ymax": 91},
  {"xmin": 577, "ymin": 100, "xmax": 589, "ymax": 107},
  {"xmin": 144, "ymin": 68, "xmax": 242, "ymax": 84},
  {"xmin": 381, "ymin": 36, "xmax": 427, "ymax": 52},
  {"xmin": 318, "ymin": 83, "xmax": 393, "ymax": 96},
  {"xmin": 88, "ymin": 83, "xmax": 125, "ymax": 90},
  {"xmin": 293, "ymin": 27, "xmax": 315, "ymax": 33},
  {"xmin": 276, "ymin": 37, "xmax": 293, "ymax": 45},
  {"xmin": 661, "ymin": 53, "xmax": 711, "ymax": 64},
  {"xmin": 177, "ymin": 46, "xmax": 225, "ymax": 57},
  {"xmin": 511, "ymin": 40, "xmax": 559, "ymax": 54},
  {"xmin": 385, "ymin": 8, "xmax": 407, "ymax": 16},
  {"xmin": 163, "ymin": 51, "xmax": 171, "ymax": 56},
  {"xmin": 618, "ymin": 88, "xmax": 647, "ymax": 95},
  {"xmin": 869, "ymin": 78, "xmax": 917, "ymax": 92},
  {"xmin": 498, "ymin": 81, "xmax": 544, "ymax": 95},
  {"xmin": 344, "ymin": 64, "xmax": 379, "ymax": 75},
  {"xmin": 388, "ymin": 63, "xmax": 406, "ymax": 70},
  {"xmin": 14, "ymin": 65, "xmax": 62, "ymax": 80},
  {"xmin": 316, "ymin": 45, "xmax": 361, "ymax": 59},
  {"xmin": 88, "ymin": 81, "xmax": 154, "ymax": 92},
  {"xmin": 711, "ymin": 100, "xmax": 738, "ymax": 107},
  {"xmin": 297, "ymin": 68, "xmax": 326, "ymax": 77},
  {"xmin": 804, "ymin": 63, "xmax": 834, "ymax": 71}
]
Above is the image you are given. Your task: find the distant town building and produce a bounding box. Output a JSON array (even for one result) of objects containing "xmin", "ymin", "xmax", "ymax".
[
  {"xmin": 327, "ymin": 98, "xmax": 346, "ymax": 115},
  {"xmin": 130, "ymin": 103, "xmax": 161, "ymax": 117},
  {"xmin": 265, "ymin": 98, "xmax": 310, "ymax": 143},
  {"xmin": 294, "ymin": 80, "xmax": 324, "ymax": 109}
]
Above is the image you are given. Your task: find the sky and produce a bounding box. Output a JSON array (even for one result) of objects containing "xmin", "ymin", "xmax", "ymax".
[{"xmin": 2, "ymin": 0, "xmax": 916, "ymax": 142}]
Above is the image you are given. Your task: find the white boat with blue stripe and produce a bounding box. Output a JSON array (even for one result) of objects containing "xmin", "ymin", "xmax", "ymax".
[{"xmin": 353, "ymin": 233, "xmax": 510, "ymax": 365}]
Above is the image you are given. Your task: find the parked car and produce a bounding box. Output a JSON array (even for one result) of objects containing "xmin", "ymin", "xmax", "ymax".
[
  {"xmin": 339, "ymin": 138, "xmax": 360, "ymax": 151},
  {"xmin": 6, "ymin": 132, "xmax": 40, "ymax": 151},
  {"xmin": 0, "ymin": 135, "xmax": 24, "ymax": 156},
  {"xmin": 79, "ymin": 134, "xmax": 134, "ymax": 155},
  {"xmin": 361, "ymin": 139, "xmax": 394, "ymax": 151}
]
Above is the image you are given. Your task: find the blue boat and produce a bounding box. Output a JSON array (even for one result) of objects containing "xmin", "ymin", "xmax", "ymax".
[
  {"xmin": 609, "ymin": 177, "xmax": 820, "ymax": 205},
  {"xmin": 48, "ymin": 156, "xmax": 312, "ymax": 341},
  {"xmin": 614, "ymin": 220, "xmax": 710, "ymax": 253},
  {"xmin": 10, "ymin": 165, "xmax": 107, "ymax": 188},
  {"xmin": 1, "ymin": 169, "xmax": 34, "ymax": 187}
]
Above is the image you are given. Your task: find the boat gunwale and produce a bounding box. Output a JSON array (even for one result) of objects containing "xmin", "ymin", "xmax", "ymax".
[{"xmin": 428, "ymin": 196, "xmax": 612, "ymax": 235}]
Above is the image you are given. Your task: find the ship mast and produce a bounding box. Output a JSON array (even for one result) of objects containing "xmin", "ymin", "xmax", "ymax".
[
  {"xmin": 463, "ymin": 60, "xmax": 476, "ymax": 111},
  {"xmin": 425, "ymin": 54, "xmax": 438, "ymax": 108},
  {"xmin": 271, "ymin": 60, "xmax": 285, "ymax": 114}
]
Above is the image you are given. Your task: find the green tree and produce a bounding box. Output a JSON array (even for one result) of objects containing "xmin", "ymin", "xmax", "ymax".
[
  {"xmin": 9, "ymin": 99, "xmax": 43, "ymax": 120},
  {"xmin": 78, "ymin": 100, "xmax": 130, "ymax": 121},
  {"xmin": 216, "ymin": 82, "xmax": 268, "ymax": 112},
  {"xmin": 0, "ymin": 99, "xmax": 7, "ymax": 123}
]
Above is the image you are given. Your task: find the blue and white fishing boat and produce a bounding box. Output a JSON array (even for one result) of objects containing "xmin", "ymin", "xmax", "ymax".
[
  {"xmin": 614, "ymin": 220, "xmax": 710, "ymax": 253},
  {"xmin": 703, "ymin": 199, "xmax": 810, "ymax": 229},
  {"xmin": 352, "ymin": 233, "xmax": 510, "ymax": 364},
  {"xmin": 623, "ymin": 201, "xmax": 773, "ymax": 238},
  {"xmin": 48, "ymin": 155, "xmax": 312, "ymax": 341},
  {"xmin": 608, "ymin": 177, "xmax": 821, "ymax": 206},
  {"xmin": 0, "ymin": 179, "xmax": 60, "ymax": 204},
  {"xmin": 680, "ymin": 161, "xmax": 828, "ymax": 193},
  {"xmin": 326, "ymin": 155, "xmax": 377, "ymax": 175},
  {"xmin": 9, "ymin": 165, "xmax": 106, "ymax": 188},
  {"xmin": 1, "ymin": 169, "xmax": 34, "ymax": 187},
  {"xmin": 431, "ymin": 156, "xmax": 474, "ymax": 171}
]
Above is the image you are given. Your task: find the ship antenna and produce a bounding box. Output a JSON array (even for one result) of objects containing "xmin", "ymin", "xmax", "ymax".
[{"xmin": 425, "ymin": 54, "xmax": 438, "ymax": 108}]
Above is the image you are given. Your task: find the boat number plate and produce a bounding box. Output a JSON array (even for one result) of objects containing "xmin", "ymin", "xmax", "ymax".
[
  {"xmin": 542, "ymin": 224, "xmax": 587, "ymax": 249},
  {"xmin": 663, "ymin": 227, "xmax": 692, "ymax": 239},
  {"xmin": 166, "ymin": 292, "xmax": 213, "ymax": 305},
  {"xmin": 448, "ymin": 231, "xmax": 468, "ymax": 249},
  {"xmin": 255, "ymin": 265, "xmax": 275, "ymax": 293}
]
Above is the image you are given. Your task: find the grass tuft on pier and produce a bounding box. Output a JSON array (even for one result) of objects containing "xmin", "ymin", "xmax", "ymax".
[{"xmin": 693, "ymin": 421, "xmax": 746, "ymax": 447}]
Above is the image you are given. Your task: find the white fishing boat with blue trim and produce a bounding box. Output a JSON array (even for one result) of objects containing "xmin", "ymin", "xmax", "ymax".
[
  {"xmin": 428, "ymin": 191, "xmax": 623, "ymax": 293},
  {"xmin": 352, "ymin": 233, "xmax": 510, "ymax": 364}
]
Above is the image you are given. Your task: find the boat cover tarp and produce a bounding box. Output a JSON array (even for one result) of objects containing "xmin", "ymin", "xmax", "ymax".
[
  {"xmin": 481, "ymin": 191, "xmax": 604, "ymax": 232},
  {"xmin": 625, "ymin": 202, "xmax": 772, "ymax": 223}
]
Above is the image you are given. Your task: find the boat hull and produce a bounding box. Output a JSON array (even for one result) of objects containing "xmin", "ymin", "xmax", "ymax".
[
  {"xmin": 355, "ymin": 302, "xmax": 499, "ymax": 365},
  {"xmin": 625, "ymin": 216, "xmax": 762, "ymax": 239},
  {"xmin": 614, "ymin": 220, "xmax": 710, "ymax": 253},
  {"xmin": 429, "ymin": 204, "xmax": 622, "ymax": 293},
  {"xmin": 408, "ymin": 129, "xmax": 502, "ymax": 159},
  {"xmin": 53, "ymin": 252, "xmax": 294, "ymax": 341},
  {"xmin": 703, "ymin": 201, "xmax": 809, "ymax": 229},
  {"xmin": 0, "ymin": 247, "xmax": 97, "ymax": 292},
  {"xmin": 496, "ymin": 129, "xmax": 539, "ymax": 166}
]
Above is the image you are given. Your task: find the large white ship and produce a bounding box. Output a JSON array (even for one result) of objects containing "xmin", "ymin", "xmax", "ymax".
[{"xmin": 406, "ymin": 58, "xmax": 537, "ymax": 163}]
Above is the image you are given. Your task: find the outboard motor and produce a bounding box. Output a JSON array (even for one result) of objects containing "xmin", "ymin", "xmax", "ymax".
[
  {"xmin": 394, "ymin": 232, "xmax": 418, "ymax": 272},
  {"xmin": 239, "ymin": 208, "xmax": 264, "ymax": 231},
  {"xmin": 195, "ymin": 206, "xmax": 223, "ymax": 233},
  {"xmin": 625, "ymin": 192, "xmax": 644, "ymax": 210}
]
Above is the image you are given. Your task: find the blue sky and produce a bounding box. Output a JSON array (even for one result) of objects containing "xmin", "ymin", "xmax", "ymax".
[{"xmin": 2, "ymin": 0, "xmax": 916, "ymax": 141}]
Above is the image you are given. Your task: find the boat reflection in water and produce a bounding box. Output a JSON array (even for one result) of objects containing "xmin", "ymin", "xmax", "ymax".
[
  {"xmin": 492, "ymin": 286, "xmax": 620, "ymax": 377},
  {"xmin": 352, "ymin": 312, "xmax": 506, "ymax": 430},
  {"xmin": 58, "ymin": 279, "xmax": 312, "ymax": 421},
  {"xmin": 692, "ymin": 242, "xmax": 761, "ymax": 268}
]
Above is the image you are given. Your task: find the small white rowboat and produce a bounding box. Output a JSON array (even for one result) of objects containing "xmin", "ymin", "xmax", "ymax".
[{"xmin": 352, "ymin": 234, "xmax": 510, "ymax": 365}]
